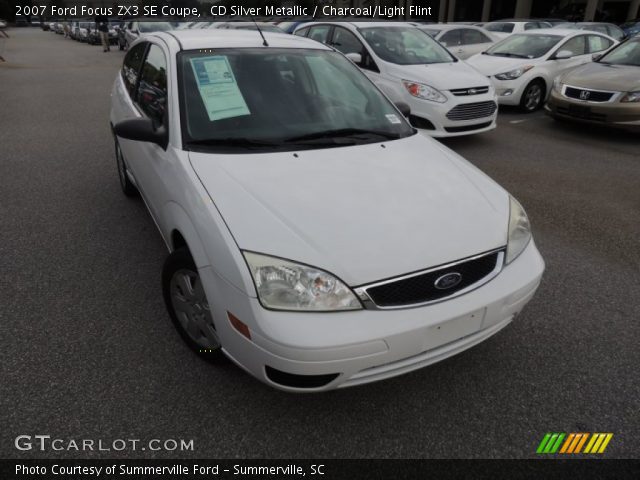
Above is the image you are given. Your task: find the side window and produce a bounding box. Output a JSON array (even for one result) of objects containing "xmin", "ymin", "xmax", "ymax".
[
  {"xmin": 587, "ymin": 35, "xmax": 612, "ymax": 53},
  {"xmin": 135, "ymin": 45, "xmax": 168, "ymax": 126},
  {"xmin": 307, "ymin": 25, "xmax": 331, "ymax": 44},
  {"xmin": 294, "ymin": 26, "xmax": 310, "ymax": 37},
  {"xmin": 121, "ymin": 42, "xmax": 147, "ymax": 97},
  {"xmin": 440, "ymin": 29, "xmax": 462, "ymax": 46},
  {"xmin": 331, "ymin": 27, "xmax": 363, "ymax": 55},
  {"xmin": 524, "ymin": 23, "xmax": 538, "ymax": 31},
  {"xmin": 559, "ymin": 35, "xmax": 587, "ymax": 56},
  {"xmin": 461, "ymin": 29, "xmax": 489, "ymax": 45}
]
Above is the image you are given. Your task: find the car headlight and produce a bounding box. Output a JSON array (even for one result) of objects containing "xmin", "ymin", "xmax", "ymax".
[
  {"xmin": 402, "ymin": 80, "xmax": 447, "ymax": 103},
  {"xmin": 495, "ymin": 65, "xmax": 534, "ymax": 80},
  {"xmin": 506, "ymin": 196, "xmax": 532, "ymax": 264},
  {"xmin": 243, "ymin": 252, "xmax": 362, "ymax": 312},
  {"xmin": 621, "ymin": 91, "xmax": 640, "ymax": 103}
]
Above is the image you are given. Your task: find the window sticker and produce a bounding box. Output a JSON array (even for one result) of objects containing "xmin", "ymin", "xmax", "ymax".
[
  {"xmin": 386, "ymin": 114, "xmax": 401, "ymax": 124},
  {"xmin": 189, "ymin": 56, "xmax": 250, "ymax": 121}
]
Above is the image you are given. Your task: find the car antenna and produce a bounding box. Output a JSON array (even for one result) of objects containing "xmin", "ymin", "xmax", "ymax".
[{"xmin": 250, "ymin": 16, "xmax": 269, "ymax": 47}]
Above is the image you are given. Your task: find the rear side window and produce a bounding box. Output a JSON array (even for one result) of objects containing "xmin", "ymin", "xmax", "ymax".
[
  {"xmin": 294, "ymin": 26, "xmax": 310, "ymax": 37},
  {"xmin": 307, "ymin": 25, "xmax": 331, "ymax": 44},
  {"xmin": 136, "ymin": 45, "xmax": 168, "ymax": 126},
  {"xmin": 440, "ymin": 29, "xmax": 462, "ymax": 46},
  {"xmin": 524, "ymin": 23, "xmax": 538, "ymax": 31},
  {"xmin": 122, "ymin": 42, "xmax": 147, "ymax": 97},
  {"xmin": 462, "ymin": 29, "xmax": 490, "ymax": 45}
]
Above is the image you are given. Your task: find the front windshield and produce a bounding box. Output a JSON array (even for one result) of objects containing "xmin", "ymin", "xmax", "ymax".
[
  {"xmin": 139, "ymin": 22, "xmax": 172, "ymax": 33},
  {"xmin": 599, "ymin": 39, "xmax": 640, "ymax": 66},
  {"xmin": 359, "ymin": 27, "xmax": 455, "ymax": 65},
  {"xmin": 486, "ymin": 34, "xmax": 562, "ymax": 58},
  {"xmin": 179, "ymin": 49, "xmax": 414, "ymax": 152},
  {"xmin": 485, "ymin": 22, "xmax": 515, "ymax": 33}
]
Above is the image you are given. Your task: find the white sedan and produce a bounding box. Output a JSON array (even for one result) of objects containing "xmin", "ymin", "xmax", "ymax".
[
  {"xmin": 418, "ymin": 24, "xmax": 498, "ymax": 59},
  {"xmin": 484, "ymin": 20, "xmax": 553, "ymax": 39},
  {"xmin": 295, "ymin": 22, "xmax": 498, "ymax": 138},
  {"xmin": 467, "ymin": 29, "xmax": 617, "ymax": 112},
  {"xmin": 110, "ymin": 29, "xmax": 544, "ymax": 391}
]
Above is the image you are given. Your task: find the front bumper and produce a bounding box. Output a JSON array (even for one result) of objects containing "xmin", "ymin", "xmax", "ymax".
[
  {"xmin": 545, "ymin": 89, "xmax": 640, "ymax": 129},
  {"xmin": 202, "ymin": 241, "xmax": 544, "ymax": 392},
  {"xmin": 490, "ymin": 77, "xmax": 529, "ymax": 106},
  {"xmin": 407, "ymin": 92, "xmax": 498, "ymax": 138}
]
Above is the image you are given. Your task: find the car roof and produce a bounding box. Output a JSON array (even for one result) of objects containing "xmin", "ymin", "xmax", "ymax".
[
  {"xmin": 151, "ymin": 29, "xmax": 331, "ymax": 51},
  {"xmin": 518, "ymin": 28, "xmax": 591, "ymax": 36},
  {"xmin": 418, "ymin": 24, "xmax": 486, "ymax": 31},
  {"xmin": 300, "ymin": 21, "xmax": 414, "ymax": 29}
]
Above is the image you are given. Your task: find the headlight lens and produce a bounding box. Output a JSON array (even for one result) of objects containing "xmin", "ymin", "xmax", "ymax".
[
  {"xmin": 243, "ymin": 252, "xmax": 362, "ymax": 311},
  {"xmin": 402, "ymin": 80, "xmax": 447, "ymax": 103},
  {"xmin": 495, "ymin": 65, "xmax": 534, "ymax": 80},
  {"xmin": 621, "ymin": 91, "xmax": 640, "ymax": 103},
  {"xmin": 506, "ymin": 196, "xmax": 532, "ymax": 264}
]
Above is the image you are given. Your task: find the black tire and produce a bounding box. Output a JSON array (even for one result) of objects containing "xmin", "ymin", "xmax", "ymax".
[
  {"xmin": 114, "ymin": 137, "xmax": 138, "ymax": 197},
  {"xmin": 520, "ymin": 79, "xmax": 546, "ymax": 113},
  {"xmin": 162, "ymin": 248, "xmax": 224, "ymax": 360}
]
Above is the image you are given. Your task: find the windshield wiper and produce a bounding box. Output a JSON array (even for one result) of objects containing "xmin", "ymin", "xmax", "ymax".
[
  {"xmin": 284, "ymin": 128, "xmax": 400, "ymax": 143},
  {"xmin": 187, "ymin": 137, "xmax": 281, "ymax": 149},
  {"xmin": 491, "ymin": 52, "xmax": 529, "ymax": 58}
]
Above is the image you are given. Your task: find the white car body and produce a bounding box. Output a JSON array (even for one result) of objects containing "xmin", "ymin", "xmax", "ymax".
[
  {"xmin": 417, "ymin": 24, "xmax": 498, "ymax": 59},
  {"xmin": 485, "ymin": 20, "xmax": 553, "ymax": 39},
  {"xmin": 110, "ymin": 30, "xmax": 544, "ymax": 392},
  {"xmin": 294, "ymin": 21, "xmax": 498, "ymax": 138},
  {"xmin": 467, "ymin": 29, "xmax": 617, "ymax": 108}
]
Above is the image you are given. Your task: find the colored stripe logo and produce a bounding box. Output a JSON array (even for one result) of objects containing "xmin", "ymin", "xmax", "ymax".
[{"xmin": 537, "ymin": 433, "xmax": 613, "ymax": 454}]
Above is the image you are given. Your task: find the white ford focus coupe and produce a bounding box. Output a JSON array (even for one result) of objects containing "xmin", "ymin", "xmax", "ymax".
[{"xmin": 110, "ymin": 29, "xmax": 544, "ymax": 392}]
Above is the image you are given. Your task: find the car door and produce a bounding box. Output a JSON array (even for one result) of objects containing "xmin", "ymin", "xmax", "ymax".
[
  {"xmin": 547, "ymin": 34, "xmax": 591, "ymax": 78},
  {"xmin": 125, "ymin": 43, "xmax": 171, "ymax": 220}
]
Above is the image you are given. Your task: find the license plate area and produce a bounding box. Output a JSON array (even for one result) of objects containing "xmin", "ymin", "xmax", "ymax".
[
  {"xmin": 568, "ymin": 104, "xmax": 591, "ymax": 118},
  {"xmin": 424, "ymin": 308, "xmax": 486, "ymax": 350}
]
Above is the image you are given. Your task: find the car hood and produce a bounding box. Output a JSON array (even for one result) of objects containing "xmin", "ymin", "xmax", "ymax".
[
  {"xmin": 189, "ymin": 134, "xmax": 509, "ymax": 286},
  {"xmin": 467, "ymin": 53, "xmax": 543, "ymax": 76},
  {"xmin": 384, "ymin": 61, "xmax": 492, "ymax": 90},
  {"xmin": 561, "ymin": 62, "xmax": 640, "ymax": 91}
]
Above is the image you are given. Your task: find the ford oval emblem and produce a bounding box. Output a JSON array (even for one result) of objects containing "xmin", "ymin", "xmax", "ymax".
[{"xmin": 434, "ymin": 272, "xmax": 462, "ymax": 290}]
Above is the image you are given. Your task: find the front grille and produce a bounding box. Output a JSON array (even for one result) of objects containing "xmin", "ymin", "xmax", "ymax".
[
  {"xmin": 450, "ymin": 86, "xmax": 490, "ymax": 96},
  {"xmin": 446, "ymin": 101, "xmax": 498, "ymax": 121},
  {"xmin": 444, "ymin": 121, "xmax": 493, "ymax": 133},
  {"xmin": 564, "ymin": 86, "xmax": 614, "ymax": 103},
  {"xmin": 363, "ymin": 250, "xmax": 503, "ymax": 308}
]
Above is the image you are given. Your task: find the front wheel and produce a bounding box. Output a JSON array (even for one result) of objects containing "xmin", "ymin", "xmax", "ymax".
[
  {"xmin": 162, "ymin": 248, "xmax": 224, "ymax": 360},
  {"xmin": 520, "ymin": 80, "xmax": 545, "ymax": 113}
]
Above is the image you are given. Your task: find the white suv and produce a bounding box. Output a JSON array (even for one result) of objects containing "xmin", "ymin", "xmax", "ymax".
[{"xmin": 295, "ymin": 22, "xmax": 498, "ymax": 138}]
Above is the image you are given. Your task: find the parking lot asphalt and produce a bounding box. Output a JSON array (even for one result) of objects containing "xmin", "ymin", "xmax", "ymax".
[{"xmin": 1, "ymin": 28, "xmax": 639, "ymax": 459}]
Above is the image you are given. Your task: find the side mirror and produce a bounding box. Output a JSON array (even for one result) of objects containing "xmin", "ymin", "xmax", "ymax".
[
  {"xmin": 345, "ymin": 52, "xmax": 362, "ymax": 65},
  {"xmin": 114, "ymin": 118, "xmax": 167, "ymax": 149},
  {"xmin": 554, "ymin": 50, "xmax": 573, "ymax": 60},
  {"xmin": 394, "ymin": 101, "xmax": 411, "ymax": 118},
  {"xmin": 592, "ymin": 53, "xmax": 603, "ymax": 61}
]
